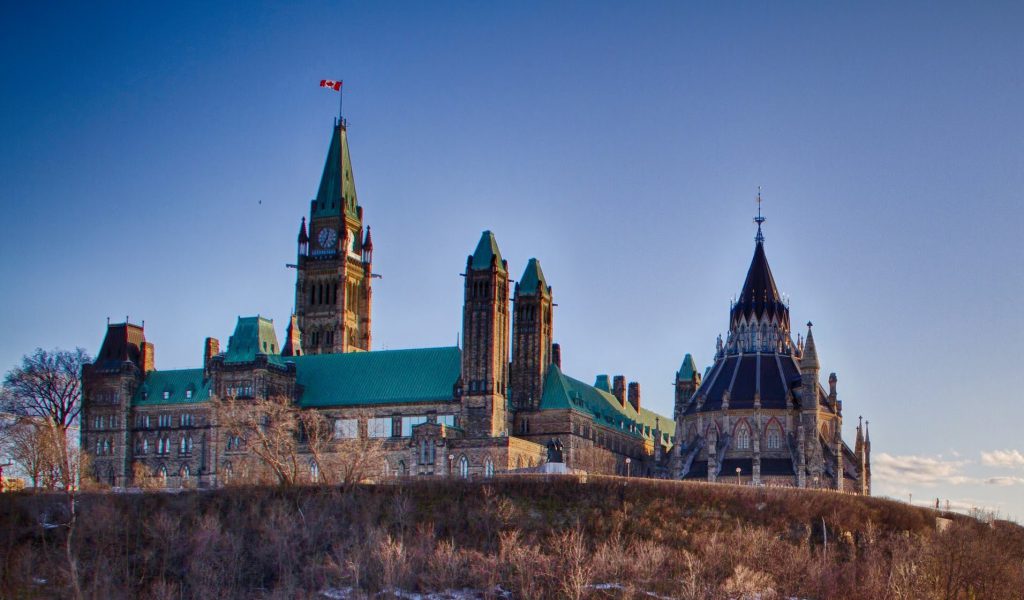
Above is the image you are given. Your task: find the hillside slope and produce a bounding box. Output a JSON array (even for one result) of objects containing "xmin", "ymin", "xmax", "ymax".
[{"xmin": 1, "ymin": 476, "xmax": 1021, "ymax": 599}]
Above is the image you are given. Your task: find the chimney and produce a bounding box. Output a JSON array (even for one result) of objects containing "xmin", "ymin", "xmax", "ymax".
[
  {"xmin": 552, "ymin": 343, "xmax": 561, "ymax": 369},
  {"xmin": 628, "ymin": 382, "xmax": 641, "ymax": 412},
  {"xmin": 141, "ymin": 342, "xmax": 156, "ymax": 373},
  {"xmin": 828, "ymin": 372, "xmax": 838, "ymax": 400},
  {"xmin": 204, "ymin": 337, "xmax": 220, "ymax": 370},
  {"xmin": 612, "ymin": 375, "xmax": 626, "ymax": 407}
]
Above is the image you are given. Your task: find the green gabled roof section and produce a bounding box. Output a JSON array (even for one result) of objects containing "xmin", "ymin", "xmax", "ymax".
[
  {"xmin": 677, "ymin": 353, "xmax": 698, "ymax": 380},
  {"xmin": 540, "ymin": 366, "xmax": 673, "ymax": 442},
  {"xmin": 518, "ymin": 258, "xmax": 548, "ymax": 296},
  {"xmin": 224, "ymin": 316, "xmax": 281, "ymax": 364},
  {"xmin": 133, "ymin": 369, "xmax": 211, "ymax": 406},
  {"xmin": 470, "ymin": 230, "xmax": 505, "ymax": 271},
  {"xmin": 313, "ymin": 122, "xmax": 359, "ymax": 219},
  {"xmin": 291, "ymin": 346, "xmax": 461, "ymax": 407}
]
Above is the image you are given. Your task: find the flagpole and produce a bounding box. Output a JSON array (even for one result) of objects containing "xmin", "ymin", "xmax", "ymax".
[{"xmin": 339, "ymin": 82, "xmax": 344, "ymax": 124}]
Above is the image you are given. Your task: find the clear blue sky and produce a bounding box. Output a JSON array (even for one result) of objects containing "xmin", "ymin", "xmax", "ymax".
[{"xmin": 2, "ymin": 2, "xmax": 1022, "ymax": 517}]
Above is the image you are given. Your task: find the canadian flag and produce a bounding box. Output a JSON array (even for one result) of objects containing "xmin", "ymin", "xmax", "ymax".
[{"xmin": 320, "ymin": 79, "xmax": 342, "ymax": 91}]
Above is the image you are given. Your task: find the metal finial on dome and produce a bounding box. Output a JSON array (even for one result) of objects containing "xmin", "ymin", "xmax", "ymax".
[{"xmin": 754, "ymin": 187, "xmax": 765, "ymax": 243}]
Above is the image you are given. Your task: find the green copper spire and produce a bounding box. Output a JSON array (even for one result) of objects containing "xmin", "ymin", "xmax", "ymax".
[
  {"xmin": 470, "ymin": 230, "xmax": 505, "ymax": 271},
  {"xmin": 518, "ymin": 258, "xmax": 548, "ymax": 296},
  {"xmin": 313, "ymin": 121, "xmax": 359, "ymax": 219},
  {"xmin": 677, "ymin": 353, "xmax": 698, "ymax": 380}
]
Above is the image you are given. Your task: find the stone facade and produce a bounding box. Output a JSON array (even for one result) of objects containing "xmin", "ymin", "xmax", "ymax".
[
  {"xmin": 80, "ymin": 122, "xmax": 868, "ymax": 494},
  {"xmin": 670, "ymin": 210, "xmax": 871, "ymax": 494}
]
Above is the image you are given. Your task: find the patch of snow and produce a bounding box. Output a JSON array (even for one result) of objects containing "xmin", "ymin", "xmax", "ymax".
[
  {"xmin": 321, "ymin": 587, "xmax": 510, "ymax": 600},
  {"xmin": 587, "ymin": 583, "xmax": 674, "ymax": 600}
]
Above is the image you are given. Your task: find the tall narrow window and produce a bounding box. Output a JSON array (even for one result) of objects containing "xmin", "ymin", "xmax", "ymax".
[
  {"xmin": 484, "ymin": 458, "xmax": 495, "ymax": 478},
  {"xmin": 459, "ymin": 456, "xmax": 469, "ymax": 479},
  {"xmin": 736, "ymin": 423, "xmax": 751, "ymax": 450}
]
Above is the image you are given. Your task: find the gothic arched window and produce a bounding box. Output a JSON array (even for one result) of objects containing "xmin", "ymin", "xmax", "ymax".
[
  {"xmin": 766, "ymin": 425, "xmax": 781, "ymax": 450},
  {"xmin": 736, "ymin": 423, "xmax": 751, "ymax": 450},
  {"xmin": 309, "ymin": 460, "xmax": 319, "ymax": 483},
  {"xmin": 458, "ymin": 455, "xmax": 469, "ymax": 479},
  {"xmin": 484, "ymin": 458, "xmax": 495, "ymax": 478}
]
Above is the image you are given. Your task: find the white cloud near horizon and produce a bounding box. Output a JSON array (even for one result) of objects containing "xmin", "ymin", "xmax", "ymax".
[
  {"xmin": 873, "ymin": 452, "xmax": 1024, "ymax": 487},
  {"xmin": 981, "ymin": 449, "xmax": 1024, "ymax": 469},
  {"xmin": 873, "ymin": 453, "xmax": 974, "ymax": 486}
]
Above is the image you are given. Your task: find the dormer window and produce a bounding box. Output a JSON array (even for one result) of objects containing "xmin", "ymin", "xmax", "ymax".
[
  {"xmin": 185, "ymin": 389, "xmax": 192, "ymax": 399},
  {"xmin": 162, "ymin": 391, "xmax": 170, "ymax": 400}
]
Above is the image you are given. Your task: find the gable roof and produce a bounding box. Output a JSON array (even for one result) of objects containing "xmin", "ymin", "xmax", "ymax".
[
  {"xmin": 540, "ymin": 365, "xmax": 673, "ymax": 443},
  {"xmin": 133, "ymin": 369, "xmax": 211, "ymax": 406},
  {"xmin": 291, "ymin": 346, "xmax": 461, "ymax": 407}
]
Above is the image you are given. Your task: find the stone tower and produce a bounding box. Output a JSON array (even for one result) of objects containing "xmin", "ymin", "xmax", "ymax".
[
  {"xmin": 80, "ymin": 321, "xmax": 153, "ymax": 487},
  {"xmin": 510, "ymin": 258, "xmax": 553, "ymax": 412},
  {"xmin": 460, "ymin": 231, "xmax": 510, "ymax": 438},
  {"xmin": 294, "ymin": 119, "xmax": 373, "ymax": 355},
  {"xmin": 673, "ymin": 353, "xmax": 701, "ymax": 419},
  {"xmin": 799, "ymin": 322, "xmax": 824, "ymax": 487}
]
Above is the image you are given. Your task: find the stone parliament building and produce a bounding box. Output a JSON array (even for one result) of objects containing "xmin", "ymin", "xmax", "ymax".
[{"xmin": 80, "ymin": 119, "xmax": 871, "ymax": 494}]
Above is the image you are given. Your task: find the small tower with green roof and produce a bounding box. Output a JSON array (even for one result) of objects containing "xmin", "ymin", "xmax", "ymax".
[
  {"xmin": 673, "ymin": 353, "xmax": 701, "ymax": 420},
  {"xmin": 459, "ymin": 231, "xmax": 511, "ymax": 437},
  {"xmin": 510, "ymin": 258, "xmax": 553, "ymax": 412}
]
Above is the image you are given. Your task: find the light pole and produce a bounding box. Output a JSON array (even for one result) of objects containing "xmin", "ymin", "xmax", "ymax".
[
  {"xmin": 448, "ymin": 454, "xmax": 455, "ymax": 478},
  {"xmin": 735, "ymin": 467, "xmax": 741, "ymax": 485},
  {"xmin": 625, "ymin": 457, "xmax": 631, "ymax": 478}
]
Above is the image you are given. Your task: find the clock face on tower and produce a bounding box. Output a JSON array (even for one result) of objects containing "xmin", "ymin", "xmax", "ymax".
[{"xmin": 317, "ymin": 227, "xmax": 338, "ymax": 250}]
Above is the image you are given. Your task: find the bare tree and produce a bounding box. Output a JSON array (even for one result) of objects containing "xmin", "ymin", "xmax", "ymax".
[
  {"xmin": 214, "ymin": 395, "xmax": 386, "ymax": 488},
  {"xmin": 6, "ymin": 416, "xmax": 52, "ymax": 488},
  {"xmin": 2, "ymin": 348, "xmax": 90, "ymax": 431}
]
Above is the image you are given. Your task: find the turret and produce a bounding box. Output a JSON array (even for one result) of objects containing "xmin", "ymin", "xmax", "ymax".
[
  {"xmin": 297, "ymin": 217, "xmax": 309, "ymax": 257},
  {"xmin": 799, "ymin": 322, "xmax": 823, "ymax": 486},
  {"xmin": 281, "ymin": 314, "xmax": 302, "ymax": 357},
  {"xmin": 674, "ymin": 353, "xmax": 701, "ymax": 419},
  {"xmin": 361, "ymin": 226, "xmax": 373, "ymax": 265}
]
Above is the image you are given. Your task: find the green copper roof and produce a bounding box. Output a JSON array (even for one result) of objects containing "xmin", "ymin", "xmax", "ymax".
[
  {"xmin": 518, "ymin": 258, "xmax": 548, "ymax": 296},
  {"xmin": 224, "ymin": 316, "xmax": 281, "ymax": 364},
  {"xmin": 540, "ymin": 366, "xmax": 673, "ymax": 443},
  {"xmin": 133, "ymin": 369, "xmax": 211, "ymax": 406},
  {"xmin": 291, "ymin": 346, "xmax": 460, "ymax": 407},
  {"xmin": 677, "ymin": 353, "xmax": 698, "ymax": 380},
  {"xmin": 313, "ymin": 122, "xmax": 359, "ymax": 219},
  {"xmin": 593, "ymin": 374, "xmax": 611, "ymax": 393},
  {"xmin": 470, "ymin": 231, "xmax": 505, "ymax": 271}
]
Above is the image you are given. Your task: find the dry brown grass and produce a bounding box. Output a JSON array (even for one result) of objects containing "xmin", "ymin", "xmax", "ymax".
[{"xmin": 0, "ymin": 476, "xmax": 1021, "ymax": 599}]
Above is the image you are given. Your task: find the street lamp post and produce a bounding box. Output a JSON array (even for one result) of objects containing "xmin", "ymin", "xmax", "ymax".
[
  {"xmin": 448, "ymin": 454, "xmax": 455, "ymax": 477},
  {"xmin": 736, "ymin": 467, "xmax": 742, "ymax": 485},
  {"xmin": 625, "ymin": 457, "xmax": 631, "ymax": 478}
]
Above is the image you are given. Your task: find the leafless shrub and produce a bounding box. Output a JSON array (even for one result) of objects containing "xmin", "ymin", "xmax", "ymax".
[{"xmin": 722, "ymin": 564, "xmax": 777, "ymax": 599}]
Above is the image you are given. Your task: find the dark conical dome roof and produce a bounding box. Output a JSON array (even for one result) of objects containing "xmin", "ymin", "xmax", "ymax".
[{"xmin": 731, "ymin": 240, "xmax": 789, "ymax": 329}]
